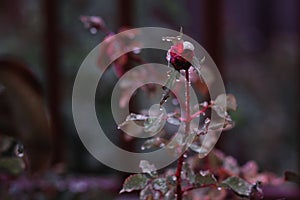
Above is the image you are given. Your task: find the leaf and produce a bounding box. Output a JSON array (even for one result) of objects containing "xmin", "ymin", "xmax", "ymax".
[
  {"xmin": 193, "ymin": 171, "xmax": 217, "ymax": 186},
  {"xmin": 0, "ymin": 157, "xmax": 25, "ymax": 175},
  {"xmin": 125, "ymin": 113, "xmax": 149, "ymax": 121},
  {"xmin": 152, "ymin": 178, "xmax": 168, "ymax": 194},
  {"xmin": 166, "ymin": 176, "xmax": 177, "ymax": 186},
  {"xmin": 120, "ymin": 174, "xmax": 149, "ymax": 193},
  {"xmin": 241, "ymin": 161, "xmax": 259, "ymax": 177},
  {"xmin": 284, "ymin": 171, "xmax": 300, "ymax": 185},
  {"xmin": 250, "ymin": 182, "xmax": 264, "ymax": 200},
  {"xmin": 182, "ymin": 162, "xmax": 195, "ymax": 182},
  {"xmin": 212, "ymin": 94, "xmax": 237, "ymax": 118},
  {"xmin": 222, "ymin": 156, "xmax": 240, "ymax": 176},
  {"xmin": 141, "ymin": 138, "xmax": 166, "ymax": 150},
  {"xmin": 226, "ymin": 94, "xmax": 237, "ymax": 111},
  {"xmin": 166, "ymin": 113, "xmax": 181, "ymax": 126},
  {"xmin": 160, "ymin": 70, "xmax": 179, "ymax": 106},
  {"xmin": 192, "ymin": 118, "xmax": 210, "ymax": 136},
  {"xmin": 0, "ymin": 136, "xmax": 14, "ymax": 152},
  {"xmin": 80, "ymin": 15, "xmax": 106, "ymax": 34},
  {"xmin": 166, "ymin": 133, "xmax": 183, "ymax": 149},
  {"xmin": 191, "ymin": 56, "xmax": 202, "ymax": 76},
  {"xmin": 118, "ymin": 113, "xmax": 149, "ymax": 128},
  {"xmin": 140, "ymin": 185, "xmax": 154, "ymax": 200},
  {"xmin": 139, "ymin": 160, "xmax": 157, "ymax": 177},
  {"xmin": 164, "ymin": 188, "xmax": 175, "ymax": 200},
  {"xmin": 189, "ymin": 143, "xmax": 204, "ymax": 154},
  {"xmin": 166, "ymin": 131, "xmax": 196, "ymax": 157},
  {"xmin": 221, "ymin": 176, "xmax": 252, "ymax": 197},
  {"xmin": 200, "ymin": 55, "xmax": 206, "ymax": 64},
  {"xmin": 144, "ymin": 113, "xmax": 165, "ymax": 133}
]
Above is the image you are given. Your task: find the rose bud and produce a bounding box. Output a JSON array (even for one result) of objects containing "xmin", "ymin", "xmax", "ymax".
[{"xmin": 167, "ymin": 41, "xmax": 195, "ymax": 71}]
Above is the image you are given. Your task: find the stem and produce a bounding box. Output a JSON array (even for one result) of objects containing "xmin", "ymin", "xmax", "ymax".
[
  {"xmin": 175, "ymin": 154, "xmax": 184, "ymax": 200},
  {"xmin": 176, "ymin": 69, "xmax": 191, "ymax": 200},
  {"xmin": 190, "ymin": 104, "xmax": 211, "ymax": 119},
  {"xmin": 185, "ymin": 70, "xmax": 191, "ymax": 125}
]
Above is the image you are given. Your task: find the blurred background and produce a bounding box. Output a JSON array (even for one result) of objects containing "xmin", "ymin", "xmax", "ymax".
[{"xmin": 0, "ymin": 0, "xmax": 299, "ymax": 198}]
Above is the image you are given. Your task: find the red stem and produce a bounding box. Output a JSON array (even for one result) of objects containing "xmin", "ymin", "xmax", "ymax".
[
  {"xmin": 175, "ymin": 154, "xmax": 184, "ymax": 200},
  {"xmin": 175, "ymin": 69, "xmax": 191, "ymax": 200},
  {"xmin": 190, "ymin": 104, "xmax": 211, "ymax": 119}
]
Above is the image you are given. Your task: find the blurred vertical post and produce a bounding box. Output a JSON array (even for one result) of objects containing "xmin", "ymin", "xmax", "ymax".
[
  {"xmin": 119, "ymin": 0, "xmax": 133, "ymax": 27},
  {"xmin": 44, "ymin": 0, "xmax": 64, "ymax": 164},
  {"xmin": 298, "ymin": 1, "xmax": 300, "ymax": 172},
  {"xmin": 202, "ymin": 0, "xmax": 223, "ymax": 74},
  {"xmin": 117, "ymin": 0, "xmax": 137, "ymax": 153},
  {"xmin": 202, "ymin": 1, "xmax": 225, "ymax": 150}
]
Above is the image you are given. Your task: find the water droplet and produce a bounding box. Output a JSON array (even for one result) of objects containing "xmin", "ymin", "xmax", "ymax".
[
  {"xmin": 165, "ymin": 192, "xmax": 170, "ymax": 198},
  {"xmin": 117, "ymin": 126, "xmax": 121, "ymax": 130},
  {"xmin": 217, "ymin": 187, "xmax": 222, "ymax": 191},
  {"xmin": 133, "ymin": 47, "xmax": 141, "ymax": 54},
  {"xmin": 172, "ymin": 176, "xmax": 177, "ymax": 181},
  {"xmin": 141, "ymin": 146, "xmax": 145, "ymax": 150},
  {"xmin": 154, "ymin": 192, "xmax": 160, "ymax": 199},
  {"xmin": 204, "ymin": 118, "xmax": 210, "ymax": 124},
  {"xmin": 183, "ymin": 153, "xmax": 188, "ymax": 158},
  {"xmin": 200, "ymin": 170, "xmax": 209, "ymax": 176},
  {"xmin": 202, "ymin": 113, "xmax": 206, "ymax": 116},
  {"xmin": 172, "ymin": 99, "xmax": 179, "ymax": 105},
  {"xmin": 202, "ymin": 101, "xmax": 208, "ymax": 107},
  {"xmin": 176, "ymin": 78, "xmax": 180, "ymax": 82},
  {"xmin": 159, "ymin": 143, "xmax": 165, "ymax": 147},
  {"xmin": 238, "ymin": 182, "xmax": 242, "ymax": 186},
  {"xmin": 15, "ymin": 144, "xmax": 24, "ymax": 158},
  {"xmin": 89, "ymin": 27, "xmax": 98, "ymax": 34},
  {"xmin": 16, "ymin": 151, "xmax": 24, "ymax": 158}
]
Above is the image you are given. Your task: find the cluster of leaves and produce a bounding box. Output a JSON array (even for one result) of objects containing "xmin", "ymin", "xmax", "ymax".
[
  {"xmin": 120, "ymin": 152, "xmax": 273, "ymax": 200},
  {"xmin": 0, "ymin": 133, "xmax": 27, "ymax": 176},
  {"xmin": 118, "ymin": 93, "xmax": 270, "ymax": 199}
]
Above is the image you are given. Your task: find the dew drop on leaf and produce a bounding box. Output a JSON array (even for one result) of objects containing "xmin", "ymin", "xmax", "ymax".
[
  {"xmin": 201, "ymin": 101, "xmax": 208, "ymax": 107},
  {"xmin": 172, "ymin": 99, "xmax": 179, "ymax": 105},
  {"xmin": 15, "ymin": 144, "xmax": 24, "ymax": 158},
  {"xmin": 204, "ymin": 118, "xmax": 210, "ymax": 124},
  {"xmin": 159, "ymin": 143, "xmax": 165, "ymax": 147},
  {"xmin": 133, "ymin": 47, "xmax": 141, "ymax": 54},
  {"xmin": 200, "ymin": 170, "xmax": 209, "ymax": 176},
  {"xmin": 89, "ymin": 27, "xmax": 98, "ymax": 34}
]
